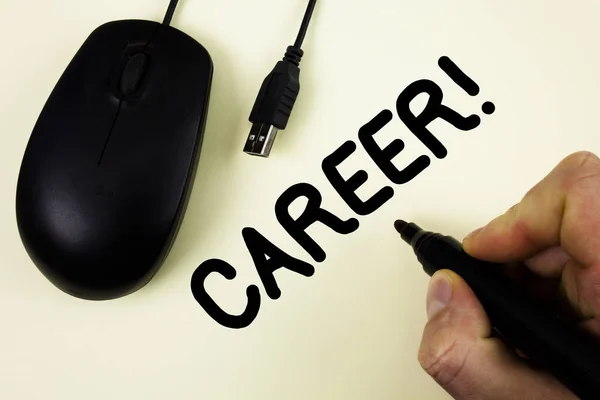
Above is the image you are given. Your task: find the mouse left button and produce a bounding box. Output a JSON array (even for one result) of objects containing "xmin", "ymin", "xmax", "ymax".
[{"xmin": 119, "ymin": 52, "xmax": 149, "ymax": 96}]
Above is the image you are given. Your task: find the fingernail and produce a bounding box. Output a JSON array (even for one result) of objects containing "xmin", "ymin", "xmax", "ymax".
[
  {"xmin": 464, "ymin": 227, "xmax": 483, "ymax": 242},
  {"xmin": 427, "ymin": 272, "xmax": 452, "ymax": 319}
]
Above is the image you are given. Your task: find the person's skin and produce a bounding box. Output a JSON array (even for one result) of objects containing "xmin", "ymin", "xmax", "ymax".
[{"xmin": 418, "ymin": 150, "xmax": 600, "ymax": 399}]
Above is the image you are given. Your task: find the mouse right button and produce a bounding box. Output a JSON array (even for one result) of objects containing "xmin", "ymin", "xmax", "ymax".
[{"xmin": 120, "ymin": 53, "xmax": 149, "ymax": 96}]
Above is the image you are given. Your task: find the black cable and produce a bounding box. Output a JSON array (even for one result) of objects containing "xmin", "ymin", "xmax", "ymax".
[
  {"xmin": 243, "ymin": 0, "xmax": 319, "ymax": 158},
  {"xmin": 162, "ymin": 0, "xmax": 180, "ymax": 26},
  {"xmin": 294, "ymin": 0, "xmax": 317, "ymax": 49}
]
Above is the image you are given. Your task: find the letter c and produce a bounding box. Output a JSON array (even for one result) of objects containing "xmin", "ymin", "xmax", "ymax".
[{"xmin": 191, "ymin": 259, "xmax": 261, "ymax": 329}]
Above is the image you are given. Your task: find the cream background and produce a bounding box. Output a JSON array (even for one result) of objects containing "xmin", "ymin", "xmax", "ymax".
[{"xmin": 1, "ymin": 0, "xmax": 600, "ymax": 399}]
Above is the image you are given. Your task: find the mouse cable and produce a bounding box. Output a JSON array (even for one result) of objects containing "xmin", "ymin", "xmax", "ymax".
[
  {"xmin": 162, "ymin": 0, "xmax": 180, "ymax": 26},
  {"xmin": 243, "ymin": 0, "xmax": 318, "ymax": 158}
]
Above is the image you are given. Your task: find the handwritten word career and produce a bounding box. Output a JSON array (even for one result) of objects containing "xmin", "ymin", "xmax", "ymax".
[{"xmin": 190, "ymin": 56, "xmax": 496, "ymax": 329}]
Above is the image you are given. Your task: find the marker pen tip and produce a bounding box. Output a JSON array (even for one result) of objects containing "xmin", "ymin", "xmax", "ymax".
[{"xmin": 394, "ymin": 220, "xmax": 409, "ymax": 234}]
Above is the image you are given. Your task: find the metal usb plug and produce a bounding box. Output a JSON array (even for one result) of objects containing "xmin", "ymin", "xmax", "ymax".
[{"xmin": 243, "ymin": 123, "xmax": 279, "ymax": 157}]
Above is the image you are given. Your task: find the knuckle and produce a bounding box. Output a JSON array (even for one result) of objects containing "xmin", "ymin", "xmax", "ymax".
[
  {"xmin": 501, "ymin": 198, "xmax": 538, "ymax": 248},
  {"xmin": 566, "ymin": 151, "xmax": 600, "ymax": 189},
  {"xmin": 562, "ymin": 151, "xmax": 600, "ymax": 185},
  {"xmin": 569, "ymin": 151, "xmax": 600, "ymax": 168},
  {"xmin": 563, "ymin": 151, "xmax": 599, "ymax": 167},
  {"xmin": 418, "ymin": 331, "xmax": 471, "ymax": 389}
]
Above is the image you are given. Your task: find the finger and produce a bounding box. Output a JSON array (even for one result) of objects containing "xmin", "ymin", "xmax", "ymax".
[
  {"xmin": 419, "ymin": 270, "xmax": 576, "ymax": 400},
  {"xmin": 560, "ymin": 258, "xmax": 600, "ymax": 319},
  {"xmin": 463, "ymin": 151, "xmax": 600, "ymax": 267},
  {"xmin": 525, "ymin": 246, "xmax": 571, "ymax": 278}
]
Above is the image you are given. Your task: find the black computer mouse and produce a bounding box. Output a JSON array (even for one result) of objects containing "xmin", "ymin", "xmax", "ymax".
[{"xmin": 15, "ymin": 19, "xmax": 213, "ymax": 300}]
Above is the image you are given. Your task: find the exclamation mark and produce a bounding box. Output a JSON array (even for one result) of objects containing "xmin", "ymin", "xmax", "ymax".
[{"xmin": 438, "ymin": 56, "xmax": 495, "ymax": 115}]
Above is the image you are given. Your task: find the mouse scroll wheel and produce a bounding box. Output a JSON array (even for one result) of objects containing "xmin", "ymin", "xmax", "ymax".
[{"xmin": 119, "ymin": 53, "xmax": 148, "ymax": 96}]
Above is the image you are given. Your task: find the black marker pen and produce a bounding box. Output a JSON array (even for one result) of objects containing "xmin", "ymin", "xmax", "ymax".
[{"xmin": 394, "ymin": 220, "xmax": 600, "ymax": 400}]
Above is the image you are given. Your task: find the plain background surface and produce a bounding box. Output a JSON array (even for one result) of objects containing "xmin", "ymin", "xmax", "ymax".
[{"xmin": 1, "ymin": 0, "xmax": 600, "ymax": 398}]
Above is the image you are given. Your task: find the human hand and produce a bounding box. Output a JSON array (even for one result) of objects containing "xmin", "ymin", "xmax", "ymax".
[{"xmin": 419, "ymin": 151, "xmax": 600, "ymax": 399}]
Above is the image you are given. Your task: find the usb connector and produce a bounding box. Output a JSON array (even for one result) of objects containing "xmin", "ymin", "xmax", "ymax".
[
  {"xmin": 243, "ymin": 123, "xmax": 279, "ymax": 157},
  {"xmin": 243, "ymin": 0, "xmax": 317, "ymax": 158},
  {"xmin": 244, "ymin": 50, "xmax": 301, "ymax": 157}
]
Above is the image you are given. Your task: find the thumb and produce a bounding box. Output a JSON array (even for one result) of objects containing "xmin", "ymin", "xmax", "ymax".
[{"xmin": 419, "ymin": 270, "xmax": 576, "ymax": 400}]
